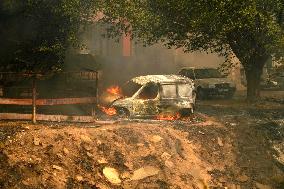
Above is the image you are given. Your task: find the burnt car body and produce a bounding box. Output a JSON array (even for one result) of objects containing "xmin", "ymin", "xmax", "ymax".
[
  {"xmin": 179, "ymin": 67, "xmax": 236, "ymax": 99},
  {"xmin": 110, "ymin": 75, "xmax": 196, "ymax": 118}
]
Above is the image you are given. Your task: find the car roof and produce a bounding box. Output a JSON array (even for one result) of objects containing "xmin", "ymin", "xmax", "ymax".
[
  {"xmin": 131, "ymin": 75, "xmax": 192, "ymax": 85},
  {"xmin": 180, "ymin": 67, "xmax": 217, "ymax": 70}
]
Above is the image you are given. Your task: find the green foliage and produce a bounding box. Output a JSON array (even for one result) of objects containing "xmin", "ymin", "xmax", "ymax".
[
  {"xmin": 0, "ymin": 0, "xmax": 98, "ymax": 72},
  {"xmin": 99, "ymin": 0, "xmax": 283, "ymax": 63},
  {"xmin": 98, "ymin": 0, "xmax": 284, "ymax": 99}
]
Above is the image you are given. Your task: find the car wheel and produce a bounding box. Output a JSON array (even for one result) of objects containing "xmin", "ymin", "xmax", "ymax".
[
  {"xmin": 179, "ymin": 108, "xmax": 193, "ymax": 118},
  {"xmin": 115, "ymin": 107, "xmax": 130, "ymax": 118},
  {"xmin": 197, "ymin": 88, "xmax": 206, "ymax": 100},
  {"xmin": 225, "ymin": 92, "xmax": 234, "ymax": 99}
]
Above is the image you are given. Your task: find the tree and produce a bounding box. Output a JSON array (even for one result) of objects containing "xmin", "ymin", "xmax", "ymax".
[
  {"xmin": 98, "ymin": 0, "xmax": 284, "ymax": 100},
  {"xmin": 0, "ymin": 0, "xmax": 98, "ymax": 73}
]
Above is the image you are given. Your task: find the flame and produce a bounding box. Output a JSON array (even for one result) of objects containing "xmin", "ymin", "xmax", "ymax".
[
  {"xmin": 156, "ymin": 113, "xmax": 181, "ymax": 121},
  {"xmin": 99, "ymin": 105, "xmax": 117, "ymax": 116},
  {"xmin": 106, "ymin": 85, "xmax": 122, "ymax": 96}
]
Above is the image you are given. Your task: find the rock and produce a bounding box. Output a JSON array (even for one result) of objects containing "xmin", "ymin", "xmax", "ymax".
[
  {"xmin": 161, "ymin": 152, "xmax": 171, "ymax": 160},
  {"xmin": 238, "ymin": 174, "xmax": 249, "ymax": 182},
  {"xmin": 63, "ymin": 147, "xmax": 69, "ymax": 155},
  {"xmin": 103, "ymin": 167, "xmax": 121, "ymax": 185},
  {"xmin": 165, "ymin": 160, "xmax": 174, "ymax": 168},
  {"xmin": 256, "ymin": 182, "xmax": 271, "ymax": 189},
  {"xmin": 80, "ymin": 135, "xmax": 92, "ymax": 143},
  {"xmin": 124, "ymin": 162, "xmax": 134, "ymax": 170},
  {"xmin": 33, "ymin": 137, "xmax": 40, "ymax": 146},
  {"xmin": 227, "ymin": 184, "xmax": 241, "ymax": 189},
  {"xmin": 22, "ymin": 179, "xmax": 30, "ymax": 186},
  {"xmin": 150, "ymin": 135, "xmax": 163, "ymax": 143},
  {"xmin": 121, "ymin": 172, "xmax": 131, "ymax": 179},
  {"xmin": 98, "ymin": 158, "xmax": 108, "ymax": 164},
  {"xmin": 131, "ymin": 166, "xmax": 160, "ymax": 181},
  {"xmin": 76, "ymin": 175, "xmax": 83, "ymax": 182},
  {"xmin": 52, "ymin": 165, "xmax": 63, "ymax": 171},
  {"xmin": 31, "ymin": 155, "xmax": 42, "ymax": 162},
  {"xmin": 97, "ymin": 140, "xmax": 102, "ymax": 145},
  {"xmin": 198, "ymin": 131, "xmax": 205, "ymax": 135},
  {"xmin": 83, "ymin": 144, "xmax": 92, "ymax": 151},
  {"xmin": 137, "ymin": 143, "xmax": 144, "ymax": 147},
  {"xmin": 217, "ymin": 137, "xmax": 224, "ymax": 147},
  {"xmin": 86, "ymin": 152, "xmax": 93, "ymax": 158}
]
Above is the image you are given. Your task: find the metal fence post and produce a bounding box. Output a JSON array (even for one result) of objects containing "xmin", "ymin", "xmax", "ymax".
[
  {"xmin": 32, "ymin": 76, "xmax": 37, "ymax": 123},
  {"xmin": 92, "ymin": 71, "xmax": 99, "ymax": 117}
]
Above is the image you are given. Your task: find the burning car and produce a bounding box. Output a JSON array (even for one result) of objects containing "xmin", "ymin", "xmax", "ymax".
[
  {"xmin": 104, "ymin": 75, "xmax": 196, "ymax": 119},
  {"xmin": 179, "ymin": 67, "xmax": 236, "ymax": 99}
]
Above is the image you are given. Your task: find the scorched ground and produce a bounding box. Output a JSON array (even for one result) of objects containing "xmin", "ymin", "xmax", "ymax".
[{"xmin": 0, "ymin": 97, "xmax": 284, "ymax": 189}]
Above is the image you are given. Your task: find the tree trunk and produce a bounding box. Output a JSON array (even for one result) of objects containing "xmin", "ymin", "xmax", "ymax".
[
  {"xmin": 244, "ymin": 56, "xmax": 268, "ymax": 102},
  {"xmin": 245, "ymin": 65, "xmax": 262, "ymax": 101}
]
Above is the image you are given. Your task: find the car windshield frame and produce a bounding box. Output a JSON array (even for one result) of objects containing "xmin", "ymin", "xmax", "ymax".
[{"xmin": 121, "ymin": 81, "xmax": 143, "ymax": 98}]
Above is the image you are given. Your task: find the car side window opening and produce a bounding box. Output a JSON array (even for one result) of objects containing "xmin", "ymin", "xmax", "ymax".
[
  {"xmin": 182, "ymin": 69, "xmax": 195, "ymax": 79},
  {"xmin": 137, "ymin": 83, "xmax": 158, "ymax": 100},
  {"xmin": 161, "ymin": 84, "xmax": 177, "ymax": 98},
  {"xmin": 178, "ymin": 84, "xmax": 192, "ymax": 98}
]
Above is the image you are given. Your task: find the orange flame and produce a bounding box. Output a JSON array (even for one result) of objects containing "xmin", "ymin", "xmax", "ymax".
[
  {"xmin": 156, "ymin": 113, "xmax": 181, "ymax": 121},
  {"xmin": 99, "ymin": 105, "xmax": 117, "ymax": 116},
  {"xmin": 106, "ymin": 85, "xmax": 122, "ymax": 96}
]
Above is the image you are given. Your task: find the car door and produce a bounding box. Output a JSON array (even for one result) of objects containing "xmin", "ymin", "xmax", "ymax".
[
  {"xmin": 158, "ymin": 84, "xmax": 179, "ymax": 113},
  {"xmin": 132, "ymin": 82, "xmax": 159, "ymax": 116}
]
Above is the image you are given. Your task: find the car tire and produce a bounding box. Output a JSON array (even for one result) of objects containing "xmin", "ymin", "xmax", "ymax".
[
  {"xmin": 115, "ymin": 107, "xmax": 130, "ymax": 118},
  {"xmin": 179, "ymin": 108, "xmax": 193, "ymax": 118},
  {"xmin": 225, "ymin": 92, "xmax": 234, "ymax": 99},
  {"xmin": 197, "ymin": 88, "xmax": 206, "ymax": 100}
]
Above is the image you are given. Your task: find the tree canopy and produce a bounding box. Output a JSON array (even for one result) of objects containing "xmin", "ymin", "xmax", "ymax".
[
  {"xmin": 98, "ymin": 0, "xmax": 284, "ymax": 99},
  {"xmin": 0, "ymin": 0, "xmax": 97, "ymax": 73}
]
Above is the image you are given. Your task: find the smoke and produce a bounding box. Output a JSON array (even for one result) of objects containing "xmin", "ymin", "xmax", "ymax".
[{"xmin": 78, "ymin": 24, "xmax": 224, "ymax": 89}]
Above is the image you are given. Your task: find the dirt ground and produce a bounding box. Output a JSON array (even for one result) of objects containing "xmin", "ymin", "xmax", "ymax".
[{"xmin": 0, "ymin": 93, "xmax": 284, "ymax": 189}]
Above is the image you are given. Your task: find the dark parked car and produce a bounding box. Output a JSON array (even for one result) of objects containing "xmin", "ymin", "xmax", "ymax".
[{"xmin": 179, "ymin": 67, "xmax": 236, "ymax": 99}]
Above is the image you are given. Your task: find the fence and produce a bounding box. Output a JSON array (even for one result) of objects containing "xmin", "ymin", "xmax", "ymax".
[{"xmin": 0, "ymin": 71, "xmax": 99, "ymax": 123}]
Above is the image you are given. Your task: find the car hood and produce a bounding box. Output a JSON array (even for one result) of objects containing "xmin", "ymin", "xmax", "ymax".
[{"xmin": 195, "ymin": 78, "xmax": 235, "ymax": 85}]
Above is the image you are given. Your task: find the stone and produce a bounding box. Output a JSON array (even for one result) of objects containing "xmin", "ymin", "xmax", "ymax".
[
  {"xmin": 52, "ymin": 165, "xmax": 63, "ymax": 171},
  {"xmin": 131, "ymin": 166, "xmax": 160, "ymax": 181},
  {"xmin": 97, "ymin": 140, "xmax": 102, "ymax": 145},
  {"xmin": 150, "ymin": 135, "xmax": 163, "ymax": 143},
  {"xmin": 161, "ymin": 152, "xmax": 171, "ymax": 160},
  {"xmin": 121, "ymin": 172, "xmax": 131, "ymax": 179},
  {"xmin": 63, "ymin": 148, "xmax": 69, "ymax": 155},
  {"xmin": 76, "ymin": 175, "xmax": 83, "ymax": 182},
  {"xmin": 165, "ymin": 160, "xmax": 174, "ymax": 168},
  {"xmin": 238, "ymin": 174, "xmax": 249, "ymax": 182},
  {"xmin": 124, "ymin": 162, "xmax": 134, "ymax": 170},
  {"xmin": 33, "ymin": 137, "xmax": 40, "ymax": 146},
  {"xmin": 80, "ymin": 135, "xmax": 92, "ymax": 143},
  {"xmin": 98, "ymin": 158, "xmax": 108, "ymax": 164},
  {"xmin": 83, "ymin": 144, "xmax": 92, "ymax": 151},
  {"xmin": 137, "ymin": 143, "xmax": 144, "ymax": 147},
  {"xmin": 87, "ymin": 152, "xmax": 93, "ymax": 158},
  {"xmin": 103, "ymin": 167, "xmax": 121, "ymax": 185},
  {"xmin": 256, "ymin": 182, "xmax": 271, "ymax": 189},
  {"xmin": 217, "ymin": 137, "xmax": 224, "ymax": 147}
]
